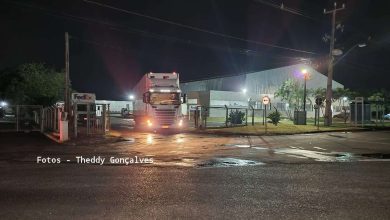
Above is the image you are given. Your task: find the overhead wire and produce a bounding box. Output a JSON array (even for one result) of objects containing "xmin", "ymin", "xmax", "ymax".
[
  {"xmin": 83, "ymin": 0, "xmax": 317, "ymax": 54},
  {"xmin": 4, "ymin": 0, "xmax": 303, "ymax": 61},
  {"xmin": 254, "ymin": 0, "xmax": 320, "ymax": 22}
]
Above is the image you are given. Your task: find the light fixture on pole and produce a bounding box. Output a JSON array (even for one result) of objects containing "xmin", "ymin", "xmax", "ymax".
[{"xmin": 301, "ymin": 69, "xmax": 309, "ymax": 113}]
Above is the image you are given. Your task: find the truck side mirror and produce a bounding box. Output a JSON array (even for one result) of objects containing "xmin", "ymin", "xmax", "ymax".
[
  {"xmin": 181, "ymin": 94, "xmax": 187, "ymax": 104},
  {"xmin": 143, "ymin": 92, "xmax": 150, "ymax": 103}
]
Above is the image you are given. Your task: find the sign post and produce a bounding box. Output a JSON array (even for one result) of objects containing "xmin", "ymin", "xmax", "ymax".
[
  {"xmin": 262, "ymin": 96, "xmax": 270, "ymax": 134},
  {"xmin": 315, "ymin": 97, "xmax": 323, "ymax": 130}
]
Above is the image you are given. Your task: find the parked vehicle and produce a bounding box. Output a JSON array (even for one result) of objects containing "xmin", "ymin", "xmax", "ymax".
[
  {"xmin": 121, "ymin": 108, "xmax": 133, "ymax": 118},
  {"xmin": 133, "ymin": 72, "xmax": 186, "ymax": 130},
  {"xmin": 384, "ymin": 113, "xmax": 390, "ymax": 120},
  {"xmin": 333, "ymin": 112, "xmax": 349, "ymax": 119}
]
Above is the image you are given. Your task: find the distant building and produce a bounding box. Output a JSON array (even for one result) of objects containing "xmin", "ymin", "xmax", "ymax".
[
  {"xmin": 180, "ymin": 64, "xmax": 344, "ymax": 117},
  {"xmin": 95, "ymin": 100, "xmax": 133, "ymax": 115}
]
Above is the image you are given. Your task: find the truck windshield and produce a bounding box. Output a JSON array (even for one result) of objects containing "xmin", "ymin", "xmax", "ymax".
[{"xmin": 150, "ymin": 93, "xmax": 180, "ymax": 105}]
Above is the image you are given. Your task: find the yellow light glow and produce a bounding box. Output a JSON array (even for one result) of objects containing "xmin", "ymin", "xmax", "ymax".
[{"xmin": 147, "ymin": 134, "xmax": 153, "ymax": 144}]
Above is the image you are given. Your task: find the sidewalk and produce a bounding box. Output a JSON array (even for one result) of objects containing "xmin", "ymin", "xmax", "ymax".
[{"xmin": 187, "ymin": 121, "xmax": 390, "ymax": 136}]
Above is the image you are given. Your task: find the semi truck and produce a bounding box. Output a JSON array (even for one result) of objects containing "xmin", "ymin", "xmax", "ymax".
[{"xmin": 132, "ymin": 72, "xmax": 186, "ymax": 130}]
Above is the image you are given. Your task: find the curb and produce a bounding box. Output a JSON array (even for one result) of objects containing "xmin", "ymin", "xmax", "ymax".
[
  {"xmin": 43, "ymin": 132, "xmax": 62, "ymax": 143},
  {"xmin": 184, "ymin": 127, "xmax": 388, "ymax": 137}
]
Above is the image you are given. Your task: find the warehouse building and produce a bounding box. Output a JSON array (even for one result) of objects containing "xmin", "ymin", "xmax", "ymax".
[{"xmin": 180, "ymin": 64, "xmax": 344, "ymax": 117}]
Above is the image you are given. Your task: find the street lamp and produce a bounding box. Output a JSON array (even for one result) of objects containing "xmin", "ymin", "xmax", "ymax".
[
  {"xmin": 128, "ymin": 94, "xmax": 135, "ymax": 114},
  {"xmin": 0, "ymin": 101, "xmax": 7, "ymax": 107},
  {"xmin": 242, "ymin": 88, "xmax": 247, "ymax": 94},
  {"xmin": 325, "ymin": 42, "xmax": 367, "ymax": 126},
  {"xmin": 333, "ymin": 43, "xmax": 367, "ymax": 66},
  {"xmin": 301, "ymin": 69, "xmax": 309, "ymax": 112}
]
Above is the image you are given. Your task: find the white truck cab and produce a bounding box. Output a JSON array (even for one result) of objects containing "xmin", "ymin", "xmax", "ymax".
[{"xmin": 133, "ymin": 72, "xmax": 186, "ymax": 130}]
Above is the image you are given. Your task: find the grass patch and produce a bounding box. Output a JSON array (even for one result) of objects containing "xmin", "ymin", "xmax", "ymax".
[{"xmin": 202, "ymin": 119, "xmax": 369, "ymax": 135}]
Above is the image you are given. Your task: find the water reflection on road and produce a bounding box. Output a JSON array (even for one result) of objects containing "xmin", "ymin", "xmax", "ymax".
[{"xmin": 110, "ymin": 128, "xmax": 390, "ymax": 168}]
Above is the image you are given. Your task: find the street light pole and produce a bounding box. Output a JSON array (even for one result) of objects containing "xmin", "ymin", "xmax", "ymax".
[
  {"xmin": 303, "ymin": 74, "xmax": 307, "ymax": 112},
  {"xmin": 302, "ymin": 69, "xmax": 308, "ymax": 112},
  {"xmin": 65, "ymin": 32, "xmax": 70, "ymax": 117},
  {"xmin": 324, "ymin": 2, "xmax": 345, "ymax": 126}
]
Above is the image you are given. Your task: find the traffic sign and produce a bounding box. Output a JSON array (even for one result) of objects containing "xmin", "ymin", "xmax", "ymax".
[{"xmin": 262, "ymin": 96, "xmax": 270, "ymax": 105}]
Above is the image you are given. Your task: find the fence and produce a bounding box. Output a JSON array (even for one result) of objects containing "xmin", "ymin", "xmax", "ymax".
[
  {"xmin": 189, "ymin": 105, "xmax": 249, "ymax": 128},
  {"xmin": 72, "ymin": 103, "xmax": 110, "ymax": 137},
  {"xmin": 42, "ymin": 105, "xmax": 61, "ymax": 133},
  {"xmin": 0, "ymin": 105, "xmax": 43, "ymax": 132}
]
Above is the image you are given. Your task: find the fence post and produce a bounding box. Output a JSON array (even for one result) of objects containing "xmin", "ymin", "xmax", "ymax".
[
  {"xmin": 40, "ymin": 107, "xmax": 44, "ymax": 132},
  {"xmin": 103, "ymin": 104, "xmax": 107, "ymax": 133},
  {"xmin": 262, "ymin": 108, "xmax": 265, "ymax": 125},
  {"xmin": 74, "ymin": 104, "xmax": 77, "ymax": 138},
  {"xmin": 16, "ymin": 105, "xmax": 20, "ymax": 132},
  {"xmin": 251, "ymin": 107, "xmax": 254, "ymax": 126},
  {"xmin": 225, "ymin": 105, "xmax": 228, "ymax": 128},
  {"xmin": 204, "ymin": 107, "xmax": 207, "ymax": 128},
  {"xmin": 245, "ymin": 108, "xmax": 248, "ymax": 126},
  {"xmin": 87, "ymin": 104, "xmax": 91, "ymax": 135}
]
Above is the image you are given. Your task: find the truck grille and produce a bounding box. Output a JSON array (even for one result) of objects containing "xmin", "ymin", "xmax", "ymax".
[{"xmin": 155, "ymin": 109, "xmax": 176, "ymax": 125}]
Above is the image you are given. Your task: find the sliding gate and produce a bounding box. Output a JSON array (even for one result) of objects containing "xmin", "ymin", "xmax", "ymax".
[{"xmin": 72, "ymin": 103, "xmax": 110, "ymax": 137}]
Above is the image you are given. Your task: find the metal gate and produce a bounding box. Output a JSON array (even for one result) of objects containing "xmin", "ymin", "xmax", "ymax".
[{"xmin": 72, "ymin": 103, "xmax": 110, "ymax": 137}]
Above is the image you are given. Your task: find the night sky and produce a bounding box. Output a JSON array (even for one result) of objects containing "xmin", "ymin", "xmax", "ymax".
[{"xmin": 1, "ymin": 0, "xmax": 389, "ymax": 100}]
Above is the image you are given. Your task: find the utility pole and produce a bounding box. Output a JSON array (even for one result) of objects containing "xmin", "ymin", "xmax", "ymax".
[
  {"xmin": 323, "ymin": 2, "xmax": 345, "ymax": 126},
  {"xmin": 65, "ymin": 32, "xmax": 70, "ymax": 117}
]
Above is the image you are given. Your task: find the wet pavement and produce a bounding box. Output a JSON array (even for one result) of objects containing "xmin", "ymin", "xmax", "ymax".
[
  {"xmin": 0, "ymin": 119, "xmax": 390, "ymax": 219},
  {"xmin": 1, "ymin": 162, "xmax": 390, "ymax": 219},
  {"xmin": 107, "ymin": 120, "xmax": 390, "ymax": 167}
]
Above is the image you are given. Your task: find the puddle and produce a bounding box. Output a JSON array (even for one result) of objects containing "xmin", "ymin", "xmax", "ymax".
[
  {"xmin": 223, "ymin": 144, "xmax": 251, "ymax": 148},
  {"xmin": 313, "ymin": 147, "xmax": 327, "ymax": 151},
  {"xmin": 328, "ymin": 134, "xmax": 346, "ymax": 138},
  {"xmin": 198, "ymin": 158, "xmax": 264, "ymax": 168},
  {"xmin": 122, "ymin": 137, "xmax": 135, "ymax": 142},
  {"xmin": 274, "ymin": 148, "xmax": 390, "ymax": 162},
  {"xmin": 274, "ymin": 148, "xmax": 355, "ymax": 162},
  {"xmin": 223, "ymin": 144, "xmax": 267, "ymax": 149},
  {"xmin": 252, "ymin": 147, "xmax": 268, "ymax": 150},
  {"xmin": 152, "ymin": 158, "xmax": 196, "ymax": 167}
]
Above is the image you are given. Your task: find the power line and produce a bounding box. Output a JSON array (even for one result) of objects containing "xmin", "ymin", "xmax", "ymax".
[
  {"xmin": 5, "ymin": 0, "xmax": 303, "ymax": 61},
  {"xmin": 83, "ymin": 0, "xmax": 317, "ymax": 55},
  {"xmin": 254, "ymin": 0, "xmax": 320, "ymax": 22}
]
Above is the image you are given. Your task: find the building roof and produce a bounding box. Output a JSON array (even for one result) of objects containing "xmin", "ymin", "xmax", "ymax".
[{"xmin": 181, "ymin": 64, "xmax": 343, "ymax": 93}]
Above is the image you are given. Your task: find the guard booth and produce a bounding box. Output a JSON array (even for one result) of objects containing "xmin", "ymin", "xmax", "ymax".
[
  {"xmin": 350, "ymin": 97, "xmax": 371, "ymax": 126},
  {"xmin": 71, "ymin": 93, "xmax": 110, "ymax": 138}
]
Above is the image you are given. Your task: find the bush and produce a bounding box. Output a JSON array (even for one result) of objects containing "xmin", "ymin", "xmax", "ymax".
[
  {"xmin": 228, "ymin": 110, "xmax": 245, "ymax": 124},
  {"xmin": 268, "ymin": 109, "xmax": 281, "ymax": 126}
]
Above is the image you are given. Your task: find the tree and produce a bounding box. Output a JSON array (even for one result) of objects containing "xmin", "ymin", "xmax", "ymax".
[
  {"xmin": 368, "ymin": 89, "xmax": 390, "ymax": 113},
  {"xmin": 274, "ymin": 79, "xmax": 309, "ymax": 119},
  {"xmin": 0, "ymin": 63, "xmax": 64, "ymax": 106}
]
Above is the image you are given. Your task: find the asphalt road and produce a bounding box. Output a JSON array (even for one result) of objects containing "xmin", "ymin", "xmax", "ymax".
[
  {"xmin": 1, "ymin": 122, "xmax": 390, "ymax": 219},
  {"xmin": 1, "ymin": 163, "xmax": 389, "ymax": 219}
]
